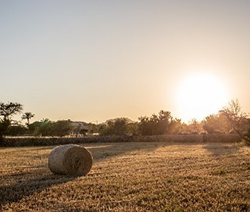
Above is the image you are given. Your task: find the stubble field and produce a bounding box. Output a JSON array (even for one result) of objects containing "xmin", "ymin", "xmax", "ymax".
[{"xmin": 0, "ymin": 142, "xmax": 249, "ymax": 211}]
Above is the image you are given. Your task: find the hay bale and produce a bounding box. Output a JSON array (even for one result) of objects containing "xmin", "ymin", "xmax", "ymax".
[{"xmin": 48, "ymin": 144, "xmax": 93, "ymax": 176}]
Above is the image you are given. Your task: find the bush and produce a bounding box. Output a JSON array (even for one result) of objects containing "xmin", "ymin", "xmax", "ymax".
[
  {"xmin": 7, "ymin": 125, "xmax": 28, "ymax": 136},
  {"xmin": 99, "ymin": 118, "xmax": 133, "ymax": 136}
]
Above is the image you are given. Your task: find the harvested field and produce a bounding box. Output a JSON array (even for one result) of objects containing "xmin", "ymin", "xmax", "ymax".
[{"xmin": 0, "ymin": 142, "xmax": 249, "ymax": 211}]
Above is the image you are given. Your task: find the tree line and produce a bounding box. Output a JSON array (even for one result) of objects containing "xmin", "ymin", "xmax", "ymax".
[{"xmin": 0, "ymin": 100, "xmax": 249, "ymax": 145}]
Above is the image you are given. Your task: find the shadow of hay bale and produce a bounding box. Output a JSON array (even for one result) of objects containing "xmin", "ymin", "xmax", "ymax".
[{"xmin": 0, "ymin": 174, "xmax": 76, "ymax": 207}]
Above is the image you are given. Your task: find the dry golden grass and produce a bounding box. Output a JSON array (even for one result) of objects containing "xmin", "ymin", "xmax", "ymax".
[{"xmin": 0, "ymin": 142, "xmax": 249, "ymax": 211}]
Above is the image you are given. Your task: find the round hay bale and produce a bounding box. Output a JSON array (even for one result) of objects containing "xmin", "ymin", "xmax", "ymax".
[{"xmin": 48, "ymin": 144, "xmax": 93, "ymax": 176}]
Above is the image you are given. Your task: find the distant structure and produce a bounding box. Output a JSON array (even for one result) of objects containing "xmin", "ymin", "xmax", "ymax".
[{"xmin": 69, "ymin": 121, "xmax": 88, "ymax": 137}]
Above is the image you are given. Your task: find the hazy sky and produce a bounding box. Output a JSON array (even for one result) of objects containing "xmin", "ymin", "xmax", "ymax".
[{"xmin": 1, "ymin": 0, "xmax": 250, "ymax": 123}]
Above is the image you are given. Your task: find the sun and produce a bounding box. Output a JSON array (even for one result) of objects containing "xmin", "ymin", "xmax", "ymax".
[{"xmin": 175, "ymin": 73, "xmax": 229, "ymax": 122}]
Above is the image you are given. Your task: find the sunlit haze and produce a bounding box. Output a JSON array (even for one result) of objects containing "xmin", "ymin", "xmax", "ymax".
[
  {"xmin": 1, "ymin": 1, "xmax": 250, "ymax": 123},
  {"xmin": 176, "ymin": 72, "xmax": 229, "ymax": 122}
]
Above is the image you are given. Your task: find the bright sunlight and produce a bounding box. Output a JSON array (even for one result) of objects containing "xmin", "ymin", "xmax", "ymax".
[{"xmin": 175, "ymin": 73, "xmax": 229, "ymax": 122}]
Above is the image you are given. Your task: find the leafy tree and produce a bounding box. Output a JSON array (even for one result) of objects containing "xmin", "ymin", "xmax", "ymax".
[
  {"xmin": 28, "ymin": 121, "xmax": 42, "ymax": 135},
  {"xmin": 168, "ymin": 118, "xmax": 185, "ymax": 134},
  {"xmin": 0, "ymin": 102, "xmax": 23, "ymax": 144},
  {"xmin": 220, "ymin": 99, "xmax": 250, "ymax": 144},
  {"xmin": 0, "ymin": 102, "xmax": 23, "ymax": 119},
  {"xmin": 22, "ymin": 112, "xmax": 35, "ymax": 127},
  {"xmin": 202, "ymin": 113, "xmax": 231, "ymax": 134},
  {"xmin": 7, "ymin": 124, "xmax": 27, "ymax": 136},
  {"xmin": 156, "ymin": 110, "xmax": 173, "ymax": 134},
  {"xmin": 87, "ymin": 123, "xmax": 101, "ymax": 135},
  {"xmin": 138, "ymin": 110, "xmax": 174, "ymax": 135},
  {"xmin": 79, "ymin": 128, "xmax": 88, "ymax": 136},
  {"xmin": 100, "ymin": 118, "xmax": 132, "ymax": 135},
  {"xmin": 138, "ymin": 116, "xmax": 152, "ymax": 135},
  {"xmin": 53, "ymin": 120, "xmax": 72, "ymax": 136},
  {"xmin": 29, "ymin": 119, "xmax": 54, "ymax": 136},
  {"xmin": 183, "ymin": 119, "xmax": 203, "ymax": 134},
  {"xmin": 127, "ymin": 122, "xmax": 139, "ymax": 135},
  {"xmin": 38, "ymin": 118, "xmax": 54, "ymax": 136}
]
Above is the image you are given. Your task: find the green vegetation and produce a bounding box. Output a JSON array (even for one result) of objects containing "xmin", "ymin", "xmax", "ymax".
[
  {"xmin": 0, "ymin": 102, "xmax": 23, "ymax": 145},
  {"xmin": 99, "ymin": 118, "xmax": 134, "ymax": 136},
  {"xmin": 1, "ymin": 99, "xmax": 250, "ymax": 146},
  {"xmin": 22, "ymin": 112, "xmax": 35, "ymax": 129},
  {"xmin": 220, "ymin": 99, "xmax": 250, "ymax": 145},
  {"xmin": 202, "ymin": 113, "xmax": 231, "ymax": 134},
  {"xmin": 138, "ymin": 110, "xmax": 175, "ymax": 135}
]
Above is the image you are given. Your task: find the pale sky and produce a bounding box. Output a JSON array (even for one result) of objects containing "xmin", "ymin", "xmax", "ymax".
[{"xmin": 1, "ymin": 0, "xmax": 250, "ymax": 123}]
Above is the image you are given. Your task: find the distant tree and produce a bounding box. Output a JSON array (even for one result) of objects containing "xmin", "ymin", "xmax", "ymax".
[
  {"xmin": 127, "ymin": 121, "xmax": 139, "ymax": 135},
  {"xmin": 53, "ymin": 120, "xmax": 72, "ymax": 136},
  {"xmin": 138, "ymin": 110, "xmax": 174, "ymax": 135},
  {"xmin": 79, "ymin": 128, "xmax": 88, "ymax": 136},
  {"xmin": 39, "ymin": 118, "xmax": 55, "ymax": 136},
  {"xmin": 220, "ymin": 99, "xmax": 250, "ymax": 144},
  {"xmin": 0, "ymin": 102, "xmax": 23, "ymax": 120},
  {"xmin": 138, "ymin": 116, "xmax": 152, "ymax": 135},
  {"xmin": 22, "ymin": 112, "xmax": 35, "ymax": 127},
  {"xmin": 87, "ymin": 123, "xmax": 102, "ymax": 135},
  {"xmin": 100, "ymin": 118, "xmax": 132, "ymax": 136},
  {"xmin": 29, "ymin": 118, "xmax": 54, "ymax": 136},
  {"xmin": 7, "ymin": 124, "xmax": 27, "ymax": 136},
  {"xmin": 185, "ymin": 119, "xmax": 203, "ymax": 134},
  {"xmin": 202, "ymin": 113, "xmax": 231, "ymax": 134},
  {"xmin": 156, "ymin": 110, "xmax": 173, "ymax": 134},
  {"xmin": 168, "ymin": 118, "xmax": 185, "ymax": 134},
  {"xmin": 98, "ymin": 123, "xmax": 107, "ymax": 135},
  {"xmin": 0, "ymin": 102, "xmax": 23, "ymax": 144},
  {"xmin": 28, "ymin": 121, "xmax": 42, "ymax": 136}
]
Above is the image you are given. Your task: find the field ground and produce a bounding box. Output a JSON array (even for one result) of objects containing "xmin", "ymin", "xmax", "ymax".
[{"xmin": 0, "ymin": 142, "xmax": 249, "ymax": 211}]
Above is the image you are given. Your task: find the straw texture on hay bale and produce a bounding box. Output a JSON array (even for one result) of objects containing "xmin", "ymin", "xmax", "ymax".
[{"xmin": 48, "ymin": 144, "xmax": 93, "ymax": 176}]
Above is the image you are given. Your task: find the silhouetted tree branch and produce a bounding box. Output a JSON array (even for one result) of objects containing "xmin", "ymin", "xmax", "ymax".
[
  {"xmin": 220, "ymin": 99, "xmax": 250, "ymax": 144},
  {"xmin": 0, "ymin": 102, "xmax": 23, "ymax": 145},
  {"xmin": 22, "ymin": 112, "xmax": 35, "ymax": 127}
]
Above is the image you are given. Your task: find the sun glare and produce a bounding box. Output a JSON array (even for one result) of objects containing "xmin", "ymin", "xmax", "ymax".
[{"xmin": 175, "ymin": 73, "xmax": 229, "ymax": 122}]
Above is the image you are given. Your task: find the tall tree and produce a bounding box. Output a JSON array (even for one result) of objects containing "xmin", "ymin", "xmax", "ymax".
[
  {"xmin": 220, "ymin": 99, "xmax": 250, "ymax": 144},
  {"xmin": 22, "ymin": 112, "xmax": 35, "ymax": 126},
  {"xmin": 138, "ymin": 110, "xmax": 174, "ymax": 135},
  {"xmin": 100, "ymin": 118, "xmax": 132, "ymax": 136},
  {"xmin": 202, "ymin": 113, "xmax": 231, "ymax": 134},
  {"xmin": 0, "ymin": 102, "xmax": 23, "ymax": 144},
  {"xmin": 53, "ymin": 120, "xmax": 72, "ymax": 136}
]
